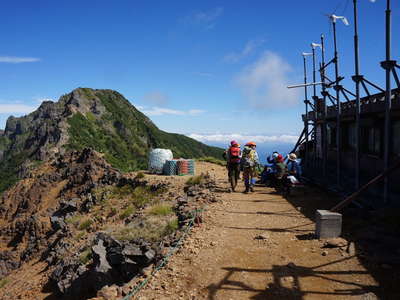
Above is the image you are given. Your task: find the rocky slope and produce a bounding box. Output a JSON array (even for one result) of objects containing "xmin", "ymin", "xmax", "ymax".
[
  {"xmin": 0, "ymin": 146, "xmax": 219, "ymax": 299},
  {"xmin": 0, "ymin": 88, "xmax": 222, "ymax": 193}
]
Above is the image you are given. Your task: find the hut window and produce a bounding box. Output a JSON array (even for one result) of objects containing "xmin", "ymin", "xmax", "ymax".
[{"xmin": 367, "ymin": 127, "xmax": 381, "ymax": 155}]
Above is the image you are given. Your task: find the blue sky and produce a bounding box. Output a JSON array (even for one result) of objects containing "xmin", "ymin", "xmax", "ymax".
[{"xmin": 0, "ymin": 0, "xmax": 398, "ymax": 148}]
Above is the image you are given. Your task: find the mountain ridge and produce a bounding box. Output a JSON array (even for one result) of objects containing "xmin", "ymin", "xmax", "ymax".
[{"xmin": 0, "ymin": 87, "xmax": 222, "ymax": 193}]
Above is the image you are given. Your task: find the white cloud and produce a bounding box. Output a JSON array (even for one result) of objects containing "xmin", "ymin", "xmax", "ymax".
[
  {"xmin": 142, "ymin": 91, "xmax": 169, "ymax": 105},
  {"xmin": 139, "ymin": 106, "xmax": 205, "ymax": 117},
  {"xmin": 184, "ymin": 7, "xmax": 223, "ymax": 30},
  {"xmin": 223, "ymin": 39, "xmax": 265, "ymax": 63},
  {"xmin": 188, "ymin": 109, "xmax": 205, "ymax": 115},
  {"xmin": 188, "ymin": 133, "xmax": 298, "ymax": 144},
  {"xmin": 235, "ymin": 51, "xmax": 301, "ymax": 108},
  {"xmin": 0, "ymin": 104, "xmax": 37, "ymax": 114},
  {"xmin": 0, "ymin": 56, "xmax": 40, "ymax": 63}
]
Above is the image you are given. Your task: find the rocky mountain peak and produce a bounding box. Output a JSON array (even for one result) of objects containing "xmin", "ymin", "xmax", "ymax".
[{"xmin": 0, "ymin": 87, "xmax": 222, "ymax": 194}]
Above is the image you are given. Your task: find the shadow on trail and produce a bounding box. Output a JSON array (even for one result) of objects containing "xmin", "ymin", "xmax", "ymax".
[
  {"xmin": 226, "ymin": 222, "xmax": 314, "ymax": 234},
  {"xmin": 230, "ymin": 198, "xmax": 286, "ymax": 203},
  {"xmin": 207, "ymin": 257, "xmax": 379, "ymax": 300},
  {"xmin": 281, "ymin": 186, "xmax": 400, "ymax": 299},
  {"xmin": 217, "ymin": 208, "xmax": 306, "ymax": 219}
]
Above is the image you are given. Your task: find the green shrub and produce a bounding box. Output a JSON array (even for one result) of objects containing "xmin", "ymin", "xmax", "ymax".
[
  {"xmin": 164, "ymin": 218, "xmax": 179, "ymax": 235},
  {"xmin": 66, "ymin": 215, "xmax": 82, "ymax": 226},
  {"xmin": 78, "ymin": 219, "xmax": 93, "ymax": 231},
  {"xmin": 79, "ymin": 248, "xmax": 92, "ymax": 264},
  {"xmin": 0, "ymin": 278, "xmax": 9, "ymax": 289},
  {"xmin": 112, "ymin": 185, "xmax": 161, "ymax": 208},
  {"xmin": 135, "ymin": 172, "xmax": 145, "ymax": 179},
  {"xmin": 112, "ymin": 216, "xmax": 178, "ymax": 242},
  {"xmin": 186, "ymin": 174, "xmax": 205, "ymax": 186},
  {"xmin": 109, "ymin": 207, "xmax": 117, "ymax": 217},
  {"xmin": 119, "ymin": 206, "xmax": 135, "ymax": 219},
  {"xmin": 149, "ymin": 204, "xmax": 173, "ymax": 216},
  {"xmin": 75, "ymin": 231, "xmax": 86, "ymax": 240}
]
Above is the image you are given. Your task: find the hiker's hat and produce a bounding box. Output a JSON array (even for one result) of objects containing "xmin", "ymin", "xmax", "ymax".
[
  {"xmin": 231, "ymin": 140, "xmax": 239, "ymax": 146},
  {"xmin": 276, "ymin": 154, "xmax": 284, "ymax": 162},
  {"xmin": 289, "ymin": 153, "xmax": 297, "ymax": 161},
  {"xmin": 246, "ymin": 141, "xmax": 256, "ymax": 147},
  {"xmin": 272, "ymin": 152, "xmax": 279, "ymax": 158}
]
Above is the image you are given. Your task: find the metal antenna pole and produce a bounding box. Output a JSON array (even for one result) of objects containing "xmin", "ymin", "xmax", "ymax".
[
  {"xmin": 303, "ymin": 55, "xmax": 309, "ymax": 169},
  {"xmin": 312, "ymin": 47, "xmax": 317, "ymax": 168},
  {"xmin": 353, "ymin": 0, "xmax": 361, "ymax": 191},
  {"xmin": 383, "ymin": 0, "xmax": 392, "ymax": 202},
  {"xmin": 312, "ymin": 48, "xmax": 317, "ymax": 100},
  {"xmin": 321, "ymin": 34, "xmax": 327, "ymax": 178},
  {"xmin": 332, "ymin": 19, "xmax": 342, "ymax": 188}
]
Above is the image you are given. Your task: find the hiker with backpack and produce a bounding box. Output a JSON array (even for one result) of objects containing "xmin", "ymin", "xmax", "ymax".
[
  {"xmin": 241, "ymin": 141, "xmax": 260, "ymax": 193},
  {"xmin": 222, "ymin": 140, "xmax": 242, "ymax": 192},
  {"xmin": 261, "ymin": 151, "xmax": 280, "ymax": 186},
  {"xmin": 272, "ymin": 154, "xmax": 288, "ymax": 194}
]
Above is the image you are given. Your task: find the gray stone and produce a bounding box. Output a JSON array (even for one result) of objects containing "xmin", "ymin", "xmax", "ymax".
[
  {"xmin": 122, "ymin": 245, "xmax": 143, "ymax": 257},
  {"xmin": 255, "ymin": 232, "xmax": 270, "ymax": 240},
  {"xmin": 144, "ymin": 249, "xmax": 155, "ymax": 263},
  {"xmin": 360, "ymin": 292, "xmax": 378, "ymax": 300},
  {"xmin": 287, "ymin": 262, "xmax": 296, "ymax": 269},
  {"xmin": 92, "ymin": 240, "xmax": 112, "ymax": 273},
  {"xmin": 315, "ymin": 210, "xmax": 342, "ymax": 239},
  {"xmin": 50, "ymin": 216, "xmax": 66, "ymax": 231},
  {"xmin": 323, "ymin": 237, "xmax": 348, "ymax": 248},
  {"xmin": 347, "ymin": 242, "xmax": 356, "ymax": 256}
]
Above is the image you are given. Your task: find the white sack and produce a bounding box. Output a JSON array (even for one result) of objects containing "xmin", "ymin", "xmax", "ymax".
[{"xmin": 148, "ymin": 148, "xmax": 173, "ymax": 174}]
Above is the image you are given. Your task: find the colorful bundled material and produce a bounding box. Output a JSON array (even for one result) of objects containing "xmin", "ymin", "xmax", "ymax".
[
  {"xmin": 177, "ymin": 159, "xmax": 189, "ymax": 175},
  {"xmin": 163, "ymin": 159, "xmax": 195, "ymax": 175},
  {"xmin": 163, "ymin": 160, "xmax": 178, "ymax": 175}
]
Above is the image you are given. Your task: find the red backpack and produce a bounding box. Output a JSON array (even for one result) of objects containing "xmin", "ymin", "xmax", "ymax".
[{"xmin": 229, "ymin": 146, "xmax": 241, "ymax": 163}]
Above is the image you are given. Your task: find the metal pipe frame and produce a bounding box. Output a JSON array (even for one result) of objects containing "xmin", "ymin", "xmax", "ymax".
[
  {"xmin": 312, "ymin": 47, "xmax": 317, "ymax": 170},
  {"xmin": 332, "ymin": 20, "xmax": 342, "ymax": 188},
  {"xmin": 353, "ymin": 0, "xmax": 361, "ymax": 190},
  {"xmin": 382, "ymin": 0, "xmax": 392, "ymax": 202},
  {"xmin": 303, "ymin": 55, "xmax": 309, "ymax": 170},
  {"xmin": 321, "ymin": 34, "xmax": 328, "ymax": 178}
]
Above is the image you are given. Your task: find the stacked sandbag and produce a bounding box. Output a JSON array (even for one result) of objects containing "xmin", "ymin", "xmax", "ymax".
[{"xmin": 148, "ymin": 149, "xmax": 173, "ymax": 174}]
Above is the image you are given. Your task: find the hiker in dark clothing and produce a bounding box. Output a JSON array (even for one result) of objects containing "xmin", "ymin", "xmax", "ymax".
[
  {"xmin": 287, "ymin": 153, "xmax": 302, "ymax": 177},
  {"xmin": 261, "ymin": 151, "xmax": 279, "ymax": 185},
  {"xmin": 273, "ymin": 154, "xmax": 288, "ymax": 192},
  {"xmin": 223, "ymin": 140, "xmax": 242, "ymax": 192}
]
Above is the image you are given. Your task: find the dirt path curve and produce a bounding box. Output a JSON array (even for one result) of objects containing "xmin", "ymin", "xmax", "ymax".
[{"xmin": 138, "ymin": 163, "xmax": 379, "ymax": 300}]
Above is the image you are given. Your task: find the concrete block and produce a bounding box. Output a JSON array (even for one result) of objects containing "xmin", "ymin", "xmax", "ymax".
[{"xmin": 315, "ymin": 210, "xmax": 342, "ymax": 239}]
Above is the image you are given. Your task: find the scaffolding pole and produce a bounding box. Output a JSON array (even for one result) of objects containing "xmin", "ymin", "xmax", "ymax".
[
  {"xmin": 303, "ymin": 55, "xmax": 309, "ymax": 170},
  {"xmin": 332, "ymin": 20, "xmax": 342, "ymax": 188},
  {"xmin": 312, "ymin": 46, "xmax": 317, "ymax": 169},
  {"xmin": 321, "ymin": 34, "xmax": 328, "ymax": 179},
  {"xmin": 382, "ymin": 0, "xmax": 393, "ymax": 203},
  {"xmin": 353, "ymin": 0, "xmax": 361, "ymax": 191}
]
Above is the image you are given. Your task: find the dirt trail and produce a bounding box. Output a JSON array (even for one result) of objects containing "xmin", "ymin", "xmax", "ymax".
[{"xmin": 138, "ymin": 163, "xmax": 379, "ymax": 300}]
